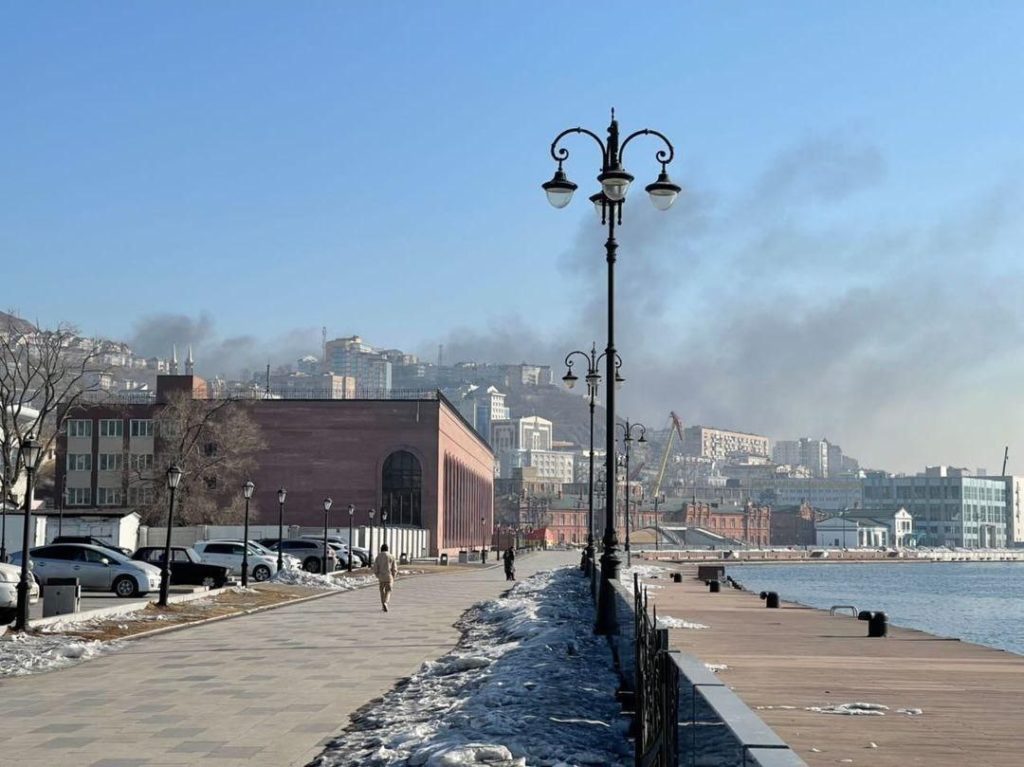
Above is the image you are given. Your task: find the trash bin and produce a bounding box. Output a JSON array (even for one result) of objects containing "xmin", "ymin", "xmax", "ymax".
[
  {"xmin": 440, "ymin": 553, "xmax": 449, "ymax": 566},
  {"xmin": 458, "ymin": 550, "xmax": 468, "ymax": 564},
  {"xmin": 399, "ymin": 553, "xmax": 409, "ymax": 565},
  {"xmin": 481, "ymin": 549, "xmax": 488, "ymax": 565},
  {"xmin": 43, "ymin": 577, "xmax": 80, "ymax": 618}
]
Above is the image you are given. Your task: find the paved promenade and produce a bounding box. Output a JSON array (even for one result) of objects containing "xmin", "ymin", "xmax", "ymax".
[
  {"xmin": 0, "ymin": 551, "xmax": 575, "ymax": 767},
  {"xmin": 642, "ymin": 562, "xmax": 1024, "ymax": 766}
]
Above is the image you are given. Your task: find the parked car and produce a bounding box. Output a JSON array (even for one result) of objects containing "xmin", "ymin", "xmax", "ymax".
[
  {"xmin": 10, "ymin": 544, "xmax": 161, "ymax": 597},
  {"xmin": 300, "ymin": 535, "xmax": 368, "ymax": 566},
  {"xmin": 0, "ymin": 561, "xmax": 40, "ymax": 624},
  {"xmin": 192, "ymin": 541, "xmax": 281, "ymax": 582},
  {"xmin": 52, "ymin": 536, "xmax": 133, "ymax": 557},
  {"xmin": 265, "ymin": 539, "xmax": 340, "ymax": 572},
  {"xmin": 131, "ymin": 546, "xmax": 231, "ymax": 589},
  {"xmin": 245, "ymin": 540, "xmax": 302, "ymax": 570}
]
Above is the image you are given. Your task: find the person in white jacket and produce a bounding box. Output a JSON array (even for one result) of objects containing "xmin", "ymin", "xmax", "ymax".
[{"xmin": 373, "ymin": 543, "xmax": 398, "ymax": 612}]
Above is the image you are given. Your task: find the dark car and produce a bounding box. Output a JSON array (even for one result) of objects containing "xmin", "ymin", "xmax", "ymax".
[
  {"xmin": 132, "ymin": 546, "xmax": 231, "ymax": 588},
  {"xmin": 52, "ymin": 536, "xmax": 133, "ymax": 557}
]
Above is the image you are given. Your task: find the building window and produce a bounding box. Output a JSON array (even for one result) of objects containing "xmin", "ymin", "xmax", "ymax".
[
  {"xmin": 96, "ymin": 487, "xmax": 123, "ymax": 506},
  {"xmin": 67, "ymin": 419, "xmax": 93, "ymax": 438},
  {"xmin": 128, "ymin": 485, "xmax": 154, "ymax": 505},
  {"xmin": 203, "ymin": 442, "xmax": 218, "ymax": 457},
  {"xmin": 130, "ymin": 419, "xmax": 154, "ymax": 437},
  {"xmin": 382, "ymin": 450, "xmax": 422, "ymax": 526},
  {"xmin": 67, "ymin": 454, "xmax": 92, "ymax": 472},
  {"xmin": 98, "ymin": 453, "xmax": 124, "ymax": 471},
  {"xmin": 129, "ymin": 453, "xmax": 154, "ymax": 471},
  {"xmin": 99, "ymin": 419, "xmax": 124, "ymax": 438},
  {"xmin": 66, "ymin": 487, "xmax": 92, "ymax": 506}
]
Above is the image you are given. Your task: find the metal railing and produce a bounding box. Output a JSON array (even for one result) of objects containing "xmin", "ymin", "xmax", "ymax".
[{"xmin": 634, "ymin": 572, "xmax": 680, "ymax": 766}]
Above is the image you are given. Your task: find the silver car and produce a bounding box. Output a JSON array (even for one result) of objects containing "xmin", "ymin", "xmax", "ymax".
[
  {"xmin": 11, "ymin": 543, "xmax": 161, "ymax": 598},
  {"xmin": 0, "ymin": 561, "xmax": 40, "ymax": 623}
]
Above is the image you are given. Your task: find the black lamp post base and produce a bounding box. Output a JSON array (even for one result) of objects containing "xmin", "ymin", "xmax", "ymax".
[{"xmin": 594, "ymin": 547, "xmax": 621, "ymax": 635}]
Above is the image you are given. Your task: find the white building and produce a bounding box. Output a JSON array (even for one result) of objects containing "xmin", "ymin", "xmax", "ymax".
[
  {"xmin": 816, "ymin": 508, "xmax": 912, "ymax": 548},
  {"xmin": 491, "ymin": 416, "xmax": 572, "ymax": 481},
  {"xmin": 749, "ymin": 477, "xmax": 864, "ymax": 510}
]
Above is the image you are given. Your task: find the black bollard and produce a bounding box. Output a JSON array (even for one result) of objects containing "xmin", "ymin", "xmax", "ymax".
[
  {"xmin": 868, "ymin": 611, "xmax": 888, "ymax": 637},
  {"xmin": 709, "ymin": 579, "xmax": 721, "ymax": 593},
  {"xmin": 760, "ymin": 590, "xmax": 779, "ymax": 608},
  {"xmin": 672, "ymin": 572, "xmax": 682, "ymax": 583}
]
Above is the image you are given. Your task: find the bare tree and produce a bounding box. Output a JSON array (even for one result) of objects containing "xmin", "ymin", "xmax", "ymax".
[
  {"xmin": 0, "ymin": 316, "xmax": 107, "ymax": 502},
  {"xmin": 127, "ymin": 392, "xmax": 266, "ymax": 526}
]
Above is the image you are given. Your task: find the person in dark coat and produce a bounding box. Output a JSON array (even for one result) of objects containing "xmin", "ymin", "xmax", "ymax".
[{"xmin": 502, "ymin": 546, "xmax": 516, "ymax": 581}]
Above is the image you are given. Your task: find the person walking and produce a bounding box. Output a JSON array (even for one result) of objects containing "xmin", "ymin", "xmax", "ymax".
[
  {"xmin": 502, "ymin": 545, "xmax": 516, "ymax": 581},
  {"xmin": 373, "ymin": 543, "xmax": 398, "ymax": 612}
]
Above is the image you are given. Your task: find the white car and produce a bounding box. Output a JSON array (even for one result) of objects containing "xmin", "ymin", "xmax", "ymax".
[
  {"xmin": 246, "ymin": 540, "xmax": 302, "ymax": 570},
  {"xmin": 0, "ymin": 561, "xmax": 40, "ymax": 624},
  {"xmin": 193, "ymin": 540, "xmax": 280, "ymax": 582},
  {"xmin": 9, "ymin": 544, "xmax": 160, "ymax": 598}
]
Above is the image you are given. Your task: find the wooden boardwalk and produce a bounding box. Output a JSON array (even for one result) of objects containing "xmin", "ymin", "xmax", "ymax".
[{"xmin": 638, "ymin": 562, "xmax": 1024, "ymax": 766}]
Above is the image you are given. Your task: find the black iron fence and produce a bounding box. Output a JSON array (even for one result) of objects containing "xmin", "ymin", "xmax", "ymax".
[{"xmin": 633, "ymin": 572, "xmax": 680, "ymax": 766}]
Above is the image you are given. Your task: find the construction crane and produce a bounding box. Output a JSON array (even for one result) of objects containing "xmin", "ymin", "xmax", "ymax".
[{"xmin": 652, "ymin": 412, "xmax": 685, "ymax": 499}]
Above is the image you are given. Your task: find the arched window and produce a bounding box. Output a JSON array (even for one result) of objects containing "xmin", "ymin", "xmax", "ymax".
[{"xmin": 382, "ymin": 450, "xmax": 422, "ymax": 527}]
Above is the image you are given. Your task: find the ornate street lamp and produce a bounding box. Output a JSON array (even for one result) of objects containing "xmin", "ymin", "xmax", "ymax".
[
  {"xmin": 347, "ymin": 504, "xmax": 355, "ymax": 572},
  {"xmin": 544, "ymin": 110, "xmax": 680, "ymax": 635},
  {"xmin": 563, "ymin": 343, "xmax": 623, "ymax": 576},
  {"xmin": 322, "ymin": 497, "xmax": 333, "ymax": 574},
  {"xmin": 276, "ymin": 488, "xmax": 287, "ymax": 572},
  {"xmin": 14, "ymin": 433, "xmax": 41, "ymax": 631},
  {"xmin": 480, "ymin": 514, "xmax": 487, "ymax": 565},
  {"xmin": 241, "ymin": 480, "xmax": 255, "ymax": 587},
  {"xmin": 158, "ymin": 465, "xmax": 183, "ymax": 606},
  {"xmin": 0, "ymin": 443, "xmax": 9, "ymax": 563},
  {"xmin": 616, "ymin": 419, "xmax": 647, "ymax": 569}
]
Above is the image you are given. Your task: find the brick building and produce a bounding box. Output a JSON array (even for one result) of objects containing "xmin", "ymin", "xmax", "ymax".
[
  {"xmin": 56, "ymin": 375, "xmax": 494, "ymax": 557},
  {"xmin": 682, "ymin": 500, "xmax": 771, "ymax": 546},
  {"xmin": 769, "ymin": 502, "xmax": 823, "ymax": 546}
]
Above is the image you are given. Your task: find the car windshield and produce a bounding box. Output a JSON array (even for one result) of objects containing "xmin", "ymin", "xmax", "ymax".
[
  {"xmin": 247, "ymin": 541, "xmax": 273, "ymax": 555},
  {"xmin": 184, "ymin": 548, "xmax": 201, "ymax": 561},
  {"xmin": 94, "ymin": 547, "xmax": 128, "ymax": 564}
]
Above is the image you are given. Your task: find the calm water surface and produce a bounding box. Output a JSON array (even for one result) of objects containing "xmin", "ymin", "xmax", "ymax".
[{"xmin": 726, "ymin": 561, "xmax": 1024, "ymax": 656}]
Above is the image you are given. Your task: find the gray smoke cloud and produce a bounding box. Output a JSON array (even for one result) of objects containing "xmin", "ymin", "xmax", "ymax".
[{"xmin": 429, "ymin": 133, "xmax": 1024, "ymax": 473}]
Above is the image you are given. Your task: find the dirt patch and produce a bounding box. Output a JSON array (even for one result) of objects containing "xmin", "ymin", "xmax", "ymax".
[{"xmin": 39, "ymin": 584, "xmax": 326, "ymax": 642}]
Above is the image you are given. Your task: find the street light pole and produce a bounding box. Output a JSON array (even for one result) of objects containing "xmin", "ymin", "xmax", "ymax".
[
  {"xmin": 58, "ymin": 476, "xmax": 66, "ymax": 537},
  {"xmin": 481, "ymin": 514, "xmax": 486, "ymax": 564},
  {"xmin": 347, "ymin": 504, "xmax": 355, "ymax": 572},
  {"xmin": 616, "ymin": 420, "xmax": 646, "ymax": 570},
  {"xmin": 544, "ymin": 110, "xmax": 680, "ymax": 635},
  {"xmin": 158, "ymin": 465, "xmax": 183, "ymax": 606},
  {"xmin": 276, "ymin": 488, "xmax": 287, "ymax": 572},
  {"xmin": 241, "ymin": 480, "xmax": 254, "ymax": 587},
  {"xmin": 322, "ymin": 497, "xmax": 333, "ymax": 574},
  {"xmin": 367, "ymin": 508, "xmax": 375, "ymax": 566},
  {"xmin": 0, "ymin": 443, "xmax": 8, "ymax": 563},
  {"xmin": 14, "ymin": 433, "xmax": 41, "ymax": 632}
]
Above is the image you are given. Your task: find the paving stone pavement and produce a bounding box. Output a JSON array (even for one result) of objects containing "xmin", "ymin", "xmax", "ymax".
[{"xmin": 0, "ymin": 550, "xmax": 577, "ymax": 767}]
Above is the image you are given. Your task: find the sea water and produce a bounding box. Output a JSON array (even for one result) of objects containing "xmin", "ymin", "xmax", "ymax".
[{"xmin": 726, "ymin": 561, "xmax": 1024, "ymax": 656}]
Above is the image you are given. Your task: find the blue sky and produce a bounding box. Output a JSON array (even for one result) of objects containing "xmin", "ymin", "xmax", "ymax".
[{"xmin": 3, "ymin": 3, "xmax": 1024, "ymax": 470}]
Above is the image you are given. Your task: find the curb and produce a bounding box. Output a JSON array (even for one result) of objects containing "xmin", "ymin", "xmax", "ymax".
[{"xmin": 28, "ymin": 586, "xmax": 232, "ymax": 629}]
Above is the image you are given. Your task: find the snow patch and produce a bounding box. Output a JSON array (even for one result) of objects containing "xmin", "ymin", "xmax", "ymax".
[
  {"xmin": 657, "ymin": 616, "xmax": 709, "ymax": 630},
  {"xmin": 271, "ymin": 570, "xmax": 377, "ymax": 590},
  {"xmin": 807, "ymin": 702, "xmax": 889, "ymax": 716},
  {"xmin": 704, "ymin": 663, "xmax": 729, "ymax": 672},
  {"xmin": 312, "ymin": 567, "xmax": 631, "ymax": 766},
  {"xmin": 0, "ymin": 632, "xmax": 116, "ymax": 677}
]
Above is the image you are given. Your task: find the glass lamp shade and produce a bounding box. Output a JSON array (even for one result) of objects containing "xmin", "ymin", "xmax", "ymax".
[
  {"xmin": 597, "ymin": 166, "xmax": 634, "ymax": 201},
  {"xmin": 638, "ymin": 433, "xmax": 648, "ymax": 443},
  {"xmin": 542, "ymin": 168, "xmax": 577, "ymax": 209},
  {"xmin": 323, "ymin": 497, "xmax": 333, "ymax": 512},
  {"xmin": 585, "ymin": 371, "xmax": 601, "ymax": 388},
  {"xmin": 348, "ymin": 504, "xmax": 355, "ymax": 517},
  {"xmin": 18, "ymin": 433, "xmax": 41, "ymax": 468},
  {"xmin": 368, "ymin": 508, "xmax": 375, "ymax": 519},
  {"xmin": 562, "ymin": 369, "xmax": 578, "ymax": 389},
  {"xmin": 615, "ymin": 371, "xmax": 625, "ymax": 389},
  {"xmin": 243, "ymin": 480, "xmax": 255, "ymax": 499},
  {"xmin": 589, "ymin": 192, "xmax": 606, "ymax": 219},
  {"xmin": 646, "ymin": 171, "xmax": 682, "ymax": 211},
  {"xmin": 167, "ymin": 464, "xmax": 183, "ymax": 490},
  {"xmin": 277, "ymin": 488, "xmax": 287, "ymax": 504}
]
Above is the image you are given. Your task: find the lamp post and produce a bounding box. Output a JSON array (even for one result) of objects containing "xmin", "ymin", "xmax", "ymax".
[
  {"xmin": 58, "ymin": 476, "xmax": 66, "ymax": 537},
  {"xmin": 562, "ymin": 343, "xmax": 622, "ymax": 576},
  {"xmin": 0, "ymin": 443, "xmax": 8, "ymax": 563},
  {"xmin": 158, "ymin": 465, "xmax": 183, "ymax": 606},
  {"xmin": 322, "ymin": 497, "xmax": 333, "ymax": 573},
  {"xmin": 14, "ymin": 433, "xmax": 41, "ymax": 632},
  {"xmin": 382, "ymin": 508, "xmax": 388, "ymax": 551},
  {"xmin": 276, "ymin": 487, "xmax": 287, "ymax": 571},
  {"xmin": 367, "ymin": 508, "xmax": 376, "ymax": 566},
  {"xmin": 616, "ymin": 419, "xmax": 646, "ymax": 570},
  {"xmin": 544, "ymin": 110, "xmax": 680, "ymax": 635},
  {"xmin": 241, "ymin": 480, "xmax": 255, "ymax": 587},
  {"xmin": 481, "ymin": 514, "xmax": 487, "ymax": 564},
  {"xmin": 347, "ymin": 504, "xmax": 355, "ymax": 572}
]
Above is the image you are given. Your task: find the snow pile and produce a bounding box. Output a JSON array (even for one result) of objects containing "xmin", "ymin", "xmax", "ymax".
[
  {"xmin": 658, "ymin": 616, "xmax": 709, "ymax": 630},
  {"xmin": 807, "ymin": 702, "xmax": 888, "ymax": 716},
  {"xmin": 621, "ymin": 564, "xmax": 669, "ymax": 595},
  {"xmin": 312, "ymin": 567, "xmax": 631, "ymax": 767},
  {"xmin": 0, "ymin": 631, "xmax": 116, "ymax": 677},
  {"xmin": 270, "ymin": 570, "xmax": 377, "ymax": 590}
]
